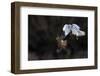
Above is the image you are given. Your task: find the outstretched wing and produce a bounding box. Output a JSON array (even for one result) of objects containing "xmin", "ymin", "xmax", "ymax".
[
  {"xmin": 63, "ymin": 24, "xmax": 71, "ymax": 36},
  {"xmin": 72, "ymin": 24, "xmax": 85, "ymax": 36}
]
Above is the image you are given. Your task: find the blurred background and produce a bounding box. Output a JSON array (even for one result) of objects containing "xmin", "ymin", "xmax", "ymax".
[{"xmin": 28, "ymin": 15, "xmax": 88, "ymax": 60}]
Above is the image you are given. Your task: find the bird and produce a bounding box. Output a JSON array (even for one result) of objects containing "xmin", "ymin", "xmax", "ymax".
[{"xmin": 63, "ymin": 24, "xmax": 85, "ymax": 37}]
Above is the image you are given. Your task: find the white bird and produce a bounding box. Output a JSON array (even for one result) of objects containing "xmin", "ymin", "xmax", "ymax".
[{"xmin": 63, "ymin": 24, "xmax": 85, "ymax": 37}]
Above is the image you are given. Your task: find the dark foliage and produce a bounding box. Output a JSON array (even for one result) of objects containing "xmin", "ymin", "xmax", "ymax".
[{"xmin": 28, "ymin": 15, "xmax": 88, "ymax": 60}]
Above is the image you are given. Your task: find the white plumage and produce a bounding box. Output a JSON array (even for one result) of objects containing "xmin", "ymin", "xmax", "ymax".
[{"xmin": 63, "ymin": 24, "xmax": 85, "ymax": 37}]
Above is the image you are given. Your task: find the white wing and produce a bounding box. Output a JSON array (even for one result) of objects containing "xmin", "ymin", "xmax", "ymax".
[
  {"xmin": 63, "ymin": 24, "xmax": 71, "ymax": 36},
  {"xmin": 77, "ymin": 30, "xmax": 85, "ymax": 36},
  {"xmin": 72, "ymin": 24, "xmax": 85, "ymax": 36}
]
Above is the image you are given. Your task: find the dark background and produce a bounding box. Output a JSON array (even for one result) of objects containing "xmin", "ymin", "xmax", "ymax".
[{"xmin": 28, "ymin": 15, "xmax": 88, "ymax": 60}]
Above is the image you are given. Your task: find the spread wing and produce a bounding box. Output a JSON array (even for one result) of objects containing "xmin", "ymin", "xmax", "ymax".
[
  {"xmin": 63, "ymin": 24, "xmax": 71, "ymax": 36},
  {"xmin": 71, "ymin": 24, "xmax": 85, "ymax": 36}
]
